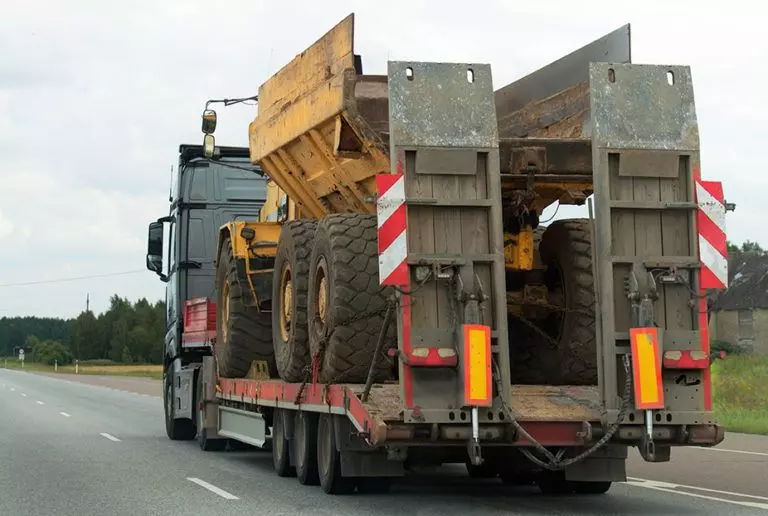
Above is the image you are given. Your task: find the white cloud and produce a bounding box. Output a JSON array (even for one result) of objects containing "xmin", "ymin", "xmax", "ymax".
[{"xmin": 0, "ymin": 0, "xmax": 763, "ymax": 317}]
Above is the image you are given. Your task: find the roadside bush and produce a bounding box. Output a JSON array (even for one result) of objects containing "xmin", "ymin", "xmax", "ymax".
[{"xmin": 34, "ymin": 340, "xmax": 73, "ymax": 366}]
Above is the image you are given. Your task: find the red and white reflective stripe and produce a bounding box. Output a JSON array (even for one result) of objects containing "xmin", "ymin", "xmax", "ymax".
[
  {"xmin": 695, "ymin": 180, "xmax": 728, "ymax": 289},
  {"xmin": 376, "ymin": 173, "xmax": 408, "ymax": 286}
]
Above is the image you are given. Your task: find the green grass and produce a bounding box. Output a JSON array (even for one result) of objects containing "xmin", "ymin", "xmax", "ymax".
[
  {"xmin": 712, "ymin": 355, "xmax": 768, "ymax": 435},
  {"xmin": 0, "ymin": 358, "xmax": 163, "ymax": 380}
]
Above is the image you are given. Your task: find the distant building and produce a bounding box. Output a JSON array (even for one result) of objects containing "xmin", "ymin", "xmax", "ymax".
[{"xmin": 708, "ymin": 251, "xmax": 768, "ymax": 355}]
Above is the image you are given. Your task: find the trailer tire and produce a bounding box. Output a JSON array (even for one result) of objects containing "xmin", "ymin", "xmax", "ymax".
[
  {"xmin": 538, "ymin": 219, "xmax": 597, "ymax": 385},
  {"xmin": 294, "ymin": 411, "xmax": 320, "ymax": 486},
  {"xmin": 215, "ymin": 235, "xmax": 276, "ymax": 378},
  {"xmin": 308, "ymin": 214, "xmax": 396, "ymax": 384},
  {"xmin": 272, "ymin": 220, "xmax": 316, "ymax": 382},
  {"xmin": 272, "ymin": 410, "xmax": 296, "ymax": 477},
  {"xmin": 317, "ymin": 414, "xmax": 355, "ymax": 494},
  {"xmin": 164, "ymin": 370, "xmax": 196, "ymax": 441}
]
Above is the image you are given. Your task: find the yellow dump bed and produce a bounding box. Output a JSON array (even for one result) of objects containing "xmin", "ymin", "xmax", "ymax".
[
  {"xmin": 249, "ymin": 14, "xmax": 390, "ymax": 218},
  {"xmin": 248, "ymin": 14, "xmax": 628, "ymax": 218}
]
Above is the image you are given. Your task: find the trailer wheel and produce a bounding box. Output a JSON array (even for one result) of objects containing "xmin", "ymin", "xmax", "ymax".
[
  {"xmin": 317, "ymin": 414, "xmax": 355, "ymax": 494},
  {"xmin": 538, "ymin": 219, "xmax": 597, "ymax": 385},
  {"xmin": 272, "ymin": 221, "xmax": 316, "ymax": 382},
  {"xmin": 196, "ymin": 372, "xmax": 226, "ymax": 451},
  {"xmin": 272, "ymin": 410, "xmax": 296, "ymax": 477},
  {"xmin": 294, "ymin": 411, "xmax": 320, "ymax": 485},
  {"xmin": 307, "ymin": 214, "xmax": 395, "ymax": 383},
  {"xmin": 215, "ymin": 235, "xmax": 276, "ymax": 378},
  {"xmin": 163, "ymin": 370, "xmax": 196, "ymax": 441}
]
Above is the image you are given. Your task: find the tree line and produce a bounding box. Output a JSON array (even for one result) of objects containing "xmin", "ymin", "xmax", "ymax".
[{"xmin": 0, "ymin": 295, "xmax": 165, "ymax": 365}]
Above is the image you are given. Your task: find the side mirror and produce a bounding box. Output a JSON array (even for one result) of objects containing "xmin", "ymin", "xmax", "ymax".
[
  {"xmin": 203, "ymin": 134, "xmax": 216, "ymax": 159},
  {"xmin": 202, "ymin": 109, "xmax": 217, "ymax": 134},
  {"xmin": 146, "ymin": 220, "xmax": 168, "ymax": 282}
]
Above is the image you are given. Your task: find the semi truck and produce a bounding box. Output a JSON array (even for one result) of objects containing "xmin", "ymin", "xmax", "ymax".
[{"xmin": 146, "ymin": 14, "xmax": 729, "ymax": 495}]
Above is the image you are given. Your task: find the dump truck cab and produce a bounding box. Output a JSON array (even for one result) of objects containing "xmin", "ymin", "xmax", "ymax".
[{"xmin": 145, "ymin": 144, "xmax": 267, "ymax": 437}]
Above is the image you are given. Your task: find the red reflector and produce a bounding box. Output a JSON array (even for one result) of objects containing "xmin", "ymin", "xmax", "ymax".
[
  {"xmin": 662, "ymin": 350, "xmax": 710, "ymax": 370},
  {"xmin": 407, "ymin": 347, "xmax": 458, "ymax": 367}
]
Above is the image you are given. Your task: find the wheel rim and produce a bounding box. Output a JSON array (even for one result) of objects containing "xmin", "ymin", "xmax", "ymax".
[
  {"xmin": 314, "ymin": 257, "xmax": 329, "ymax": 335},
  {"xmin": 279, "ymin": 265, "xmax": 293, "ymax": 342},
  {"xmin": 221, "ymin": 280, "xmax": 230, "ymax": 345}
]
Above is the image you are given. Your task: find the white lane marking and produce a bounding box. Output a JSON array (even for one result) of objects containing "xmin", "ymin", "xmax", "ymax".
[
  {"xmin": 628, "ymin": 478, "xmax": 768, "ymax": 510},
  {"xmin": 36, "ymin": 400, "xmax": 45, "ymax": 405},
  {"xmin": 59, "ymin": 412, "xmax": 72, "ymax": 418},
  {"xmin": 20, "ymin": 393, "xmax": 27, "ymax": 397},
  {"xmin": 100, "ymin": 432, "xmax": 121, "ymax": 442},
  {"xmin": 186, "ymin": 477, "xmax": 239, "ymax": 500},
  {"xmin": 690, "ymin": 446, "xmax": 768, "ymax": 458}
]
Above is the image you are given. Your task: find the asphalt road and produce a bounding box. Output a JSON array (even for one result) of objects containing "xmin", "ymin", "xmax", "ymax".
[{"xmin": 1, "ymin": 369, "xmax": 766, "ymax": 516}]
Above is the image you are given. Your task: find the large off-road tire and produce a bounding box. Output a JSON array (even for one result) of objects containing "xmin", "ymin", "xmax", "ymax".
[
  {"xmin": 507, "ymin": 219, "xmax": 597, "ymax": 385},
  {"xmin": 215, "ymin": 235, "xmax": 276, "ymax": 378},
  {"xmin": 272, "ymin": 220, "xmax": 316, "ymax": 382},
  {"xmin": 307, "ymin": 214, "xmax": 396, "ymax": 384},
  {"xmin": 538, "ymin": 219, "xmax": 597, "ymax": 385}
]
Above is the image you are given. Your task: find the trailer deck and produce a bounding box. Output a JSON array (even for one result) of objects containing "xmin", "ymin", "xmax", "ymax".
[{"xmin": 217, "ymin": 378, "xmax": 601, "ymax": 447}]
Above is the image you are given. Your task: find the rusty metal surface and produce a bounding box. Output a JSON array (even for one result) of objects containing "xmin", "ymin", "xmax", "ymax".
[
  {"xmin": 355, "ymin": 383, "xmax": 601, "ymax": 423},
  {"xmin": 495, "ymin": 24, "xmax": 630, "ymax": 137},
  {"xmin": 509, "ymin": 385, "xmax": 601, "ymax": 421},
  {"xmin": 589, "ymin": 62, "xmax": 705, "ymax": 422},
  {"xmin": 588, "ymin": 63, "xmax": 700, "ymax": 150},
  {"xmin": 387, "ymin": 62, "xmax": 498, "ymax": 149}
]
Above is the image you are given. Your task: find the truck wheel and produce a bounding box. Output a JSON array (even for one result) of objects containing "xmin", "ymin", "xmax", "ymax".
[
  {"xmin": 307, "ymin": 214, "xmax": 395, "ymax": 384},
  {"xmin": 538, "ymin": 219, "xmax": 597, "ymax": 385},
  {"xmin": 215, "ymin": 235, "xmax": 276, "ymax": 378},
  {"xmin": 272, "ymin": 410, "xmax": 296, "ymax": 477},
  {"xmin": 196, "ymin": 373, "xmax": 226, "ymax": 451},
  {"xmin": 272, "ymin": 221, "xmax": 316, "ymax": 382},
  {"xmin": 317, "ymin": 414, "xmax": 355, "ymax": 494},
  {"xmin": 572, "ymin": 481, "xmax": 612, "ymax": 494},
  {"xmin": 294, "ymin": 411, "xmax": 320, "ymax": 485},
  {"xmin": 164, "ymin": 370, "xmax": 196, "ymax": 441}
]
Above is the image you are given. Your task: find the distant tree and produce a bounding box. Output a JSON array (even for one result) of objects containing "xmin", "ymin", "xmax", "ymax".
[
  {"xmin": 1, "ymin": 295, "xmax": 166, "ymax": 364},
  {"xmin": 740, "ymin": 240, "xmax": 765, "ymax": 254}
]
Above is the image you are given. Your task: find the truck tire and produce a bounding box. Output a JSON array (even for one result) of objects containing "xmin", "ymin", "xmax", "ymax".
[
  {"xmin": 538, "ymin": 219, "xmax": 598, "ymax": 385},
  {"xmin": 272, "ymin": 410, "xmax": 296, "ymax": 477},
  {"xmin": 317, "ymin": 414, "xmax": 355, "ymax": 494},
  {"xmin": 294, "ymin": 411, "xmax": 320, "ymax": 486},
  {"xmin": 215, "ymin": 235, "xmax": 276, "ymax": 378},
  {"xmin": 164, "ymin": 369, "xmax": 196, "ymax": 441},
  {"xmin": 307, "ymin": 214, "xmax": 396, "ymax": 384},
  {"xmin": 272, "ymin": 220, "xmax": 316, "ymax": 382}
]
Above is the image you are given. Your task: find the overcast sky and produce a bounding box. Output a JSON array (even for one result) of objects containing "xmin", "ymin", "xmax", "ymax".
[{"xmin": 0, "ymin": 0, "xmax": 763, "ymax": 318}]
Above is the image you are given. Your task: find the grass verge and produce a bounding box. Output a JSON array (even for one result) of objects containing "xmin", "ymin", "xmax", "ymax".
[
  {"xmin": 712, "ymin": 355, "xmax": 768, "ymax": 435},
  {"xmin": 0, "ymin": 358, "xmax": 163, "ymax": 380}
]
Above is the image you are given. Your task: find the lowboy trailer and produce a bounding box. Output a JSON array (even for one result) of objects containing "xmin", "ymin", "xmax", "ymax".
[{"xmin": 154, "ymin": 14, "xmax": 730, "ymax": 496}]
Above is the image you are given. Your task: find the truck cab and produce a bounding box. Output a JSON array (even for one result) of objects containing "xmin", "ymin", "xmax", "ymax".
[{"xmin": 146, "ymin": 144, "xmax": 267, "ymax": 438}]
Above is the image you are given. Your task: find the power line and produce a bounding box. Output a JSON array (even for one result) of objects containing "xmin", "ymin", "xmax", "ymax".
[{"xmin": 0, "ymin": 270, "xmax": 146, "ymax": 288}]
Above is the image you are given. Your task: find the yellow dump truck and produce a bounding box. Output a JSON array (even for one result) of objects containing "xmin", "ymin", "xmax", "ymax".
[{"xmin": 159, "ymin": 13, "xmax": 730, "ymax": 495}]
